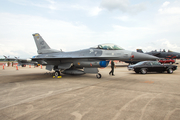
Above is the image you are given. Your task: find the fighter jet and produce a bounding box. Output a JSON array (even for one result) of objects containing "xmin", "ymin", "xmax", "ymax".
[
  {"xmin": 32, "ymin": 33, "xmax": 158, "ymax": 78},
  {"xmin": 4, "ymin": 55, "xmax": 38, "ymax": 67},
  {"xmin": 3, "ymin": 55, "xmax": 16, "ymax": 61},
  {"xmin": 137, "ymin": 49, "xmax": 180, "ymax": 59}
]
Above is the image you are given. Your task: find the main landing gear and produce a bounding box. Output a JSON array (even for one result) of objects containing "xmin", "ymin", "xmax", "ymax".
[
  {"xmin": 54, "ymin": 69, "xmax": 102, "ymax": 79},
  {"xmin": 54, "ymin": 71, "xmax": 60, "ymax": 78}
]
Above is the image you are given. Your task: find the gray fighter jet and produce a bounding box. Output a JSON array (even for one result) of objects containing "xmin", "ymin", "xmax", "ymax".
[
  {"xmin": 137, "ymin": 49, "xmax": 180, "ymax": 59},
  {"xmin": 32, "ymin": 33, "xmax": 158, "ymax": 78}
]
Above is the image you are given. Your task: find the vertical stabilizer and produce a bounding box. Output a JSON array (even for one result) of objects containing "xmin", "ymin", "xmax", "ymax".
[{"xmin": 32, "ymin": 33, "xmax": 59, "ymax": 54}]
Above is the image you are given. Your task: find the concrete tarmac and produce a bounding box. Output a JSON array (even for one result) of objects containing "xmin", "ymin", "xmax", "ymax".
[{"xmin": 0, "ymin": 61, "xmax": 180, "ymax": 120}]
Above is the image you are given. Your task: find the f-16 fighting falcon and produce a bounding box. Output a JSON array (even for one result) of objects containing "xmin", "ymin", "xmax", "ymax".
[{"xmin": 32, "ymin": 33, "xmax": 158, "ymax": 78}]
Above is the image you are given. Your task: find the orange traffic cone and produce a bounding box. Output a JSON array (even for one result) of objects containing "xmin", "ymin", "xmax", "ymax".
[
  {"xmin": 16, "ymin": 65, "xmax": 18, "ymax": 70},
  {"xmin": 29, "ymin": 65, "xmax": 31, "ymax": 68},
  {"xmin": 3, "ymin": 65, "xmax": 5, "ymax": 70},
  {"xmin": 41, "ymin": 65, "xmax": 42, "ymax": 69}
]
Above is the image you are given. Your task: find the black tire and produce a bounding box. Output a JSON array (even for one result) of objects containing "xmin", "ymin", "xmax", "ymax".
[
  {"xmin": 141, "ymin": 69, "xmax": 147, "ymax": 74},
  {"xmin": 96, "ymin": 73, "xmax": 101, "ymax": 79},
  {"xmin": 135, "ymin": 70, "xmax": 139, "ymax": 74},
  {"xmin": 167, "ymin": 68, "xmax": 173, "ymax": 74},
  {"xmin": 158, "ymin": 71, "xmax": 164, "ymax": 73},
  {"xmin": 55, "ymin": 71, "xmax": 60, "ymax": 77}
]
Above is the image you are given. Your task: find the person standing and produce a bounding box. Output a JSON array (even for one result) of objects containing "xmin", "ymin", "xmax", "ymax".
[
  {"xmin": 109, "ymin": 60, "xmax": 115, "ymax": 76},
  {"xmin": 7, "ymin": 62, "xmax": 10, "ymax": 67}
]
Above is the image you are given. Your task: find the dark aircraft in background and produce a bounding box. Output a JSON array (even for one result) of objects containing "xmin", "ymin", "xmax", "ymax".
[
  {"xmin": 137, "ymin": 49, "xmax": 180, "ymax": 59},
  {"xmin": 31, "ymin": 33, "xmax": 158, "ymax": 78},
  {"xmin": 3, "ymin": 55, "xmax": 38, "ymax": 67},
  {"xmin": 135, "ymin": 49, "xmax": 180, "ymax": 64}
]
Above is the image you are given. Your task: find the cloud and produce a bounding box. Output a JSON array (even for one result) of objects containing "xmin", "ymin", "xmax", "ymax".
[
  {"xmin": 114, "ymin": 16, "xmax": 129, "ymax": 21},
  {"xmin": 159, "ymin": 1, "xmax": 180, "ymax": 14},
  {"xmin": 159, "ymin": 7, "xmax": 180, "ymax": 14},
  {"xmin": 100, "ymin": 0, "xmax": 146, "ymax": 14},
  {"xmin": 93, "ymin": 21, "xmax": 180, "ymax": 53},
  {"xmin": 0, "ymin": 12, "xmax": 96, "ymax": 58},
  {"xmin": 31, "ymin": 0, "xmax": 58, "ymax": 11},
  {"xmin": 70, "ymin": 3, "xmax": 102, "ymax": 16},
  {"xmin": 89, "ymin": 7, "xmax": 102, "ymax": 16},
  {"xmin": 8, "ymin": 0, "xmax": 102, "ymax": 16},
  {"xmin": 8, "ymin": 0, "xmax": 58, "ymax": 11},
  {"xmin": 162, "ymin": 1, "xmax": 170, "ymax": 7},
  {"xmin": 105, "ymin": 25, "xmax": 155, "ymax": 41},
  {"xmin": 129, "ymin": 39, "xmax": 180, "ymax": 53},
  {"xmin": 0, "ymin": 44, "xmax": 16, "ymax": 57},
  {"xmin": 46, "ymin": 0, "xmax": 55, "ymax": 4},
  {"xmin": 159, "ymin": 39, "xmax": 180, "ymax": 51},
  {"xmin": 156, "ymin": 1, "xmax": 180, "ymax": 33},
  {"xmin": 100, "ymin": 0, "xmax": 129, "ymax": 11}
]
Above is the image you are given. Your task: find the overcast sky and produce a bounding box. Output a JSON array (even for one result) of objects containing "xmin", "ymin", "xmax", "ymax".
[{"xmin": 1, "ymin": 0, "xmax": 180, "ymax": 58}]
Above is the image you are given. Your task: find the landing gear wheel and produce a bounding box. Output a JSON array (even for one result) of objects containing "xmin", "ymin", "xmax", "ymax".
[
  {"xmin": 55, "ymin": 71, "xmax": 60, "ymax": 77},
  {"xmin": 141, "ymin": 69, "xmax": 147, "ymax": 74},
  {"xmin": 167, "ymin": 68, "xmax": 173, "ymax": 74},
  {"xmin": 96, "ymin": 73, "xmax": 101, "ymax": 79}
]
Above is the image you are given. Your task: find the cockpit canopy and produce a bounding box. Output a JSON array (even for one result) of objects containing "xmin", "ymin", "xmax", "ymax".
[{"xmin": 92, "ymin": 43, "xmax": 124, "ymax": 50}]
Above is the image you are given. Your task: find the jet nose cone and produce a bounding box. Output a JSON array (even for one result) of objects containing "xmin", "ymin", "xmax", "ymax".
[{"xmin": 132, "ymin": 52, "xmax": 159, "ymax": 61}]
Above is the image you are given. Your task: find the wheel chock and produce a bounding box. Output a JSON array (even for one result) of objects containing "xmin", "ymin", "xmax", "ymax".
[
  {"xmin": 57, "ymin": 76, "xmax": 62, "ymax": 78},
  {"xmin": 53, "ymin": 76, "xmax": 62, "ymax": 78}
]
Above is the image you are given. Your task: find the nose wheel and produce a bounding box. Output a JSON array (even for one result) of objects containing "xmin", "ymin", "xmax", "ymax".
[{"xmin": 96, "ymin": 73, "xmax": 101, "ymax": 79}]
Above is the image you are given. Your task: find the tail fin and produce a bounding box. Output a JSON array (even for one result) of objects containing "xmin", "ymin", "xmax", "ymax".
[
  {"xmin": 32, "ymin": 33, "xmax": 59, "ymax": 54},
  {"xmin": 136, "ymin": 49, "xmax": 143, "ymax": 53},
  {"xmin": 3, "ymin": 55, "xmax": 7, "ymax": 59}
]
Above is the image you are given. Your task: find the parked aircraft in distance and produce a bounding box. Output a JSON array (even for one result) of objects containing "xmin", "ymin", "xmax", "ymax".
[
  {"xmin": 3, "ymin": 55, "xmax": 38, "ymax": 67},
  {"xmin": 31, "ymin": 33, "xmax": 158, "ymax": 78},
  {"xmin": 137, "ymin": 49, "xmax": 180, "ymax": 59}
]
